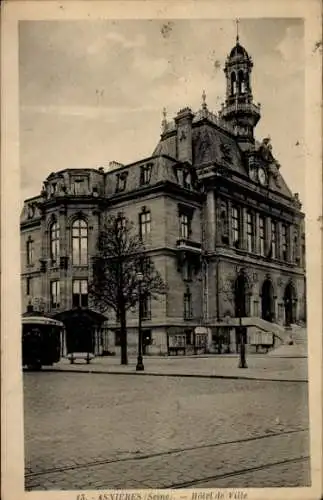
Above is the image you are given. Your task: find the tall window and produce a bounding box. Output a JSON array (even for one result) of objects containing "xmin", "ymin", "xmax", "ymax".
[
  {"xmin": 139, "ymin": 209, "xmax": 151, "ymax": 239},
  {"xmin": 271, "ymin": 221, "xmax": 277, "ymax": 259},
  {"xmin": 72, "ymin": 219, "xmax": 88, "ymax": 266},
  {"xmin": 259, "ymin": 216, "xmax": 265, "ymax": 256},
  {"xmin": 72, "ymin": 279, "xmax": 88, "ymax": 308},
  {"xmin": 282, "ymin": 224, "xmax": 288, "ymax": 261},
  {"xmin": 180, "ymin": 213, "xmax": 190, "ymax": 239},
  {"xmin": 232, "ymin": 206, "xmax": 240, "ymax": 247},
  {"xmin": 50, "ymin": 221, "xmax": 60, "ymax": 265},
  {"xmin": 246, "ymin": 211, "xmax": 254, "ymax": 253},
  {"xmin": 50, "ymin": 280, "xmax": 60, "ymax": 309},
  {"xmin": 26, "ymin": 277, "xmax": 32, "ymax": 296},
  {"xmin": 26, "ymin": 238, "xmax": 34, "ymax": 266},
  {"xmin": 116, "ymin": 172, "xmax": 128, "ymax": 192},
  {"xmin": 141, "ymin": 292, "xmax": 151, "ymax": 320},
  {"xmin": 184, "ymin": 289, "xmax": 192, "ymax": 319},
  {"xmin": 140, "ymin": 164, "xmax": 152, "ymax": 185}
]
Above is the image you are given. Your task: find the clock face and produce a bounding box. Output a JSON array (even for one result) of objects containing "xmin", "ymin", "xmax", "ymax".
[{"xmin": 258, "ymin": 167, "xmax": 267, "ymax": 186}]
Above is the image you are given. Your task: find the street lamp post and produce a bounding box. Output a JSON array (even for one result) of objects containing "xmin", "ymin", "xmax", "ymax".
[
  {"xmin": 236, "ymin": 268, "xmax": 248, "ymax": 369},
  {"xmin": 136, "ymin": 272, "xmax": 144, "ymax": 371},
  {"xmin": 238, "ymin": 311, "xmax": 247, "ymax": 369}
]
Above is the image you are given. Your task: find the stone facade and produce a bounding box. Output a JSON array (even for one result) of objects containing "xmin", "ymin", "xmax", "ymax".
[{"xmin": 20, "ymin": 38, "xmax": 306, "ymax": 356}]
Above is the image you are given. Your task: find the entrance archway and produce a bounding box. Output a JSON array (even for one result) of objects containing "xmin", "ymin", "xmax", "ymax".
[
  {"xmin": 283, "ymin": 282, "xmax": 297, "ymax": 326},
  {"xmin": 261, "ymin": 279, "xmax": 274, "ymax": 322},
  {"xmin": 54, "ymin": 308, "xmax": 107, "ymax": 354},
  {"xmin": 234, "ymin": 272, "xmax": 248, "ymax": 318}
]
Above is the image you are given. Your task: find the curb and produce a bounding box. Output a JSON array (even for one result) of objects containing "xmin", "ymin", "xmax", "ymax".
[{"xmin": 40, "ymin": 367, "xmax": 308, "ymax": 383}]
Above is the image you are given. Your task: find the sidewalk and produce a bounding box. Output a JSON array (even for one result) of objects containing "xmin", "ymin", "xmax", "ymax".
[{"xmin": 48, "ymin": 354, "xmax": 308, "ymax": 382}]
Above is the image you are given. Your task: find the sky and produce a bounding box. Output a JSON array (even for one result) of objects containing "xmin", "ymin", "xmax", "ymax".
[{"xmin": 19, "ymin": 18, "xmax": 305, "ymax": 204}]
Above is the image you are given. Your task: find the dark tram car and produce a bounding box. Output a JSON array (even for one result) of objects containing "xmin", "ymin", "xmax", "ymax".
[{"xmin": 22, "ymin": 312, "xmax": 64, "ymax": 370}]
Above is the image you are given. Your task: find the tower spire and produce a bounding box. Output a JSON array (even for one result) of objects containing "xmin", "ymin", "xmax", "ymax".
[
  {"xmin": 220, "ymin": 30, "xmax": 261, "ymax": 143},
  {"xmin": 236, "ymin": 18, "xmax": 240, "ymax": 43}
]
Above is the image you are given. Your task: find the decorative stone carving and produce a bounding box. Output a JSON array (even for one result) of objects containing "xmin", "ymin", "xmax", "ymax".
[{"xmin": 219, "ymin": 141, "xmax": 232, "ymax": 164}]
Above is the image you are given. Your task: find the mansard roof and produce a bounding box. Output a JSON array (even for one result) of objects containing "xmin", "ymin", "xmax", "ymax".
[
  {"xmin": 153, "ymin": 108, "xmax": 295, "ymax": 201},
  {"xmin": 105, "ymin": 154, "xmax": 190, "ymax": 196}
]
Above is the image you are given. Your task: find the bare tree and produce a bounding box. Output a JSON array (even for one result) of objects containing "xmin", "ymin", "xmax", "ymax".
[{"xmin": 89, "ymin": 213, "xmax": 167, "ymax": 365}]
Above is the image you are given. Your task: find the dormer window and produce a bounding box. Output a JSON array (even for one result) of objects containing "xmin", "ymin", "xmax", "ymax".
[
  {"xmin": 50, "ymin": 183, "xmax": 57, "ymax": 196},
  {"xmin": 183, "ymin": 170, "xmax": 192, "ymax": 189},
  {"xmin": 27, "ymin": 204, "xmax": 35, "ymax": 219},
  {"xmin": 116, "ymin": 171, "xmax": 128, "ymax": 193},
  {"xmin": 220, "ymin": 142, "xmax": 232, "ymax": 164},
  {"xmin": 140, "ymin": 164, "xmax": 152, "ymax": 186},
  {"xmin": 74, "ymin": 179, "xmax": 85, "ymax": 195}
]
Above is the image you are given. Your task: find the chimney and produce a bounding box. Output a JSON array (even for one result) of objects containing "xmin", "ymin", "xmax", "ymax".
[{"xmin": 174, "ymin": 107, "xmax": 194, "ymax": 164}]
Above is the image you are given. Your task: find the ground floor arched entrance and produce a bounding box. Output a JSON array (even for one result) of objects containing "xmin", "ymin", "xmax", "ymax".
[
  {"xmin": 283, "ymin": 282, "xmax": 297, "ymax": 326},
  {"xmin": 261, "ymin": 279, "xmax": 274, "ymax": 322},
  {"xmin": 234, "ymin": 271, "xmax": 248, "ymax": 318},
  {"xmin": 54, "ymin": 308, "xmax": 107, "ymax": 354}
]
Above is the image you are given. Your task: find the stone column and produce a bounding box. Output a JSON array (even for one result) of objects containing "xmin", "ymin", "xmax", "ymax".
[
  {"xmin": 266, "ymin": 217, "xmax": 272, "ymax": 257},
  {"xmin": 254, "ymin": 212, "xmax": 260, "ymax": 254},
  {"xmin": 59, "ymin": 204, "xmax": 68, "ymax": 310},
  {"xmin": 228, "ymin": 200, "xmax": 233, "ymax": 247},
  {"xmin": 216, "ymin": 197, "xmax": 223, "ymax": 246},
  {"xmin": 242, "ymin": 207, "xmax": 248, "ymax": 250},
  {"xmin": 206, "ymin": 190, "xmax": 216, "ymax": 251},
  {"xmin": 277, "ymin": 221, "xmax": 283, "ymax": 260},
  {"xmin": 288, "ymin": 225, "xmax": 294, "ymax": 263},
  {"xmin": 39, "ymin": 210, "xmax": 48, "ymax": 312},
  {"xmin": 89, "ymin": 208, "xmax": 101, "ymax": 284}
]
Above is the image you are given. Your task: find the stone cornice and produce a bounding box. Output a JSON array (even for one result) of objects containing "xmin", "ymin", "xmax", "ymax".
[
  {"xmin": 106, "ymin": 181, "xmax": 204, "ymax": 206},
  {"xmin": 207, "ymin": 249, "xmax": 305, "ymax": 277}
]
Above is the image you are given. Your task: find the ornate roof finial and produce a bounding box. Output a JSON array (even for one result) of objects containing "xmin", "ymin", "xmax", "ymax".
[
  {"xmin": 202, "ymin": 89, "xmax": 207, "ymax": 110},
  {"xmin": 236, "ymin": 18, "xmax": 240, "ymax": 43},
  {"xmin": 161, "ymin": 107, "xmax": 167, "ymax": 132}
]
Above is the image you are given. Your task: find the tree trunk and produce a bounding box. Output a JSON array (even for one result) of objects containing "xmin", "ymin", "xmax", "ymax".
[{"xmin": 119, "ymin": 305, "xmax": 128, "ymax": 365}]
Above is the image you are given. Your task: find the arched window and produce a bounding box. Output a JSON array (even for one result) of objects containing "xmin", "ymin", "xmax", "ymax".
[
  {"xmin": 261, "ymin": 279, "xmax": 274, "ymax": 322},
  {"xmin": 72, "ymin": 219, "xmax": 88, "ymax": 265},
  {"xmin": 238, "ymin": 70, "xmax": 244, "ymax": 94},
  {"xmin": 234, "ymin": 271, "xmax": 250, "ymax": 318},
  {"xmin": 284, "ymin": 282, "xmax": 297, "ymax": 326},
  {"xmin": 231, "ymin": 72, "xmax": 237, "ymax": 95},
  {"xmin": 50, "ymin": 221, "xmax": 60, "ymax": 264}
]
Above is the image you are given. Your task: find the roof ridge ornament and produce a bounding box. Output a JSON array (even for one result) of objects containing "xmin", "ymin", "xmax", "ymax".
[
  {"xmin": 202, "ymin": 89, "xmax": 207, "ymax": 109},
  {"xmin": 161, "ymin": 107, "xmax": 167, "ymax": 133},
  {"xmin": 236, "ymin": 18, "xmax": 240, "ymax": 44}
]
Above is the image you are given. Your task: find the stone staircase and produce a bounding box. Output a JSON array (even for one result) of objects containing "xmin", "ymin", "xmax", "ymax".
[
  {"xmin": 212, "ymin": 317, "xmax": 307, "ymax": 356},
  {"xmin": 268, "ymin": 324, "xmax": 307, "ymax": 358}
]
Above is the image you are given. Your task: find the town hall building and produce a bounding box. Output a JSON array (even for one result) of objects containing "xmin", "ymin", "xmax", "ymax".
[{"xmin": 20, "ymin": 35, "xmax": 306, "ymax": 356}]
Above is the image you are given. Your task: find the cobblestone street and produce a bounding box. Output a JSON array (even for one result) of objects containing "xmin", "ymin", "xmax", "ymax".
[{"xmin": 24, "ymin": 371, "xmax": 310, "ymax": 490}]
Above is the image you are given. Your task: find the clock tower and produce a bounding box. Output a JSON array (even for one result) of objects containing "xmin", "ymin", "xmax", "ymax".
[{"xmin": 219, "ymin": 23, "xmax": 261, "ymax": 147}]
